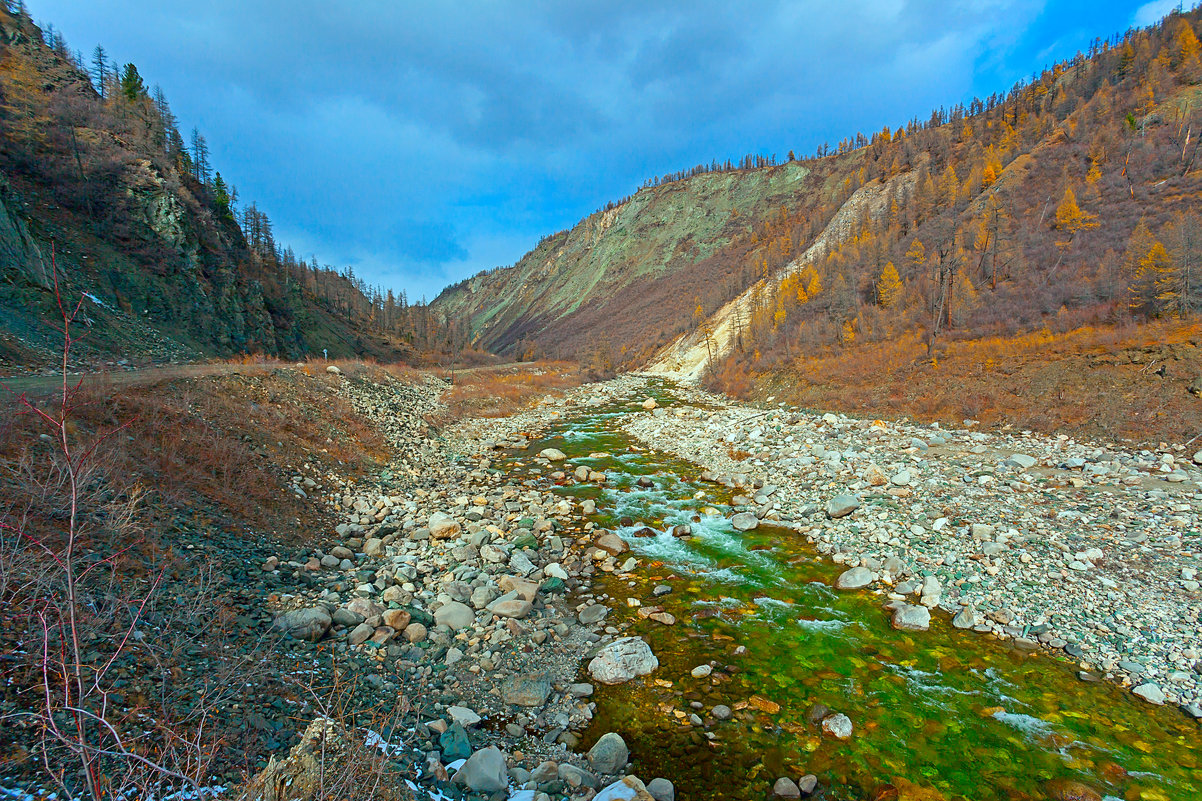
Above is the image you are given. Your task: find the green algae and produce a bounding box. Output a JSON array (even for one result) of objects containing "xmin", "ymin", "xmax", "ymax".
[{"xmin": 509, "ymin": 382, "xmax": 1200, "ymax": 801}]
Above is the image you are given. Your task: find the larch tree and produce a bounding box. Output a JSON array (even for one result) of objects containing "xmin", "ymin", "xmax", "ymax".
[
  {"xmin": 1134, "ymin": 241, "xmax": 1178, "ymax": 316},
  {"xmin": 1054, "ymin": 185, "xmax": 1098, "ymax": 236},
  {"xmin": 876, "ymin": 261, "xmax": 903, "ymax": 308},
  {"xmin": 90, "ymin": 44, "xmax": 108, "ymax": 98},
  {"xmin": 1165, "ymin": 212, "xmax": 1201, "ymax": 316},
  {"xmin": 189, "ymin": 127, "xmax": 210, "ymax": 183},
  {"xmin": 904, "ymin": 238, "xmax": 926, "ymax": 280}
]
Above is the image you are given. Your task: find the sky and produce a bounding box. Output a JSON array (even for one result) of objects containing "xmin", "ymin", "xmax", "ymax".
[{"xmin": 29, "ymin": 0, "xmax": 1190, "ymax": 300}]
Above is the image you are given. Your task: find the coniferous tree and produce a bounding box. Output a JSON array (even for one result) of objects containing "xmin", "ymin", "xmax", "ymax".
[
  {"xmin": 189, "ymin": 127, "xmax": 210, "ymax": 183},
  {"xmin": 119, "ymin": 63, "xmax": 145, "ymax": 101},
  {"xmin": 876, "ymin": 261, "xmax": 903, "ymax": 307},
  {"xmin": 90, "ymin": 44, "xmax": 108, "ymax": 97},
  {"xmin": 212, "ymin": 173, "xmax": 233, "ymax": 221}
]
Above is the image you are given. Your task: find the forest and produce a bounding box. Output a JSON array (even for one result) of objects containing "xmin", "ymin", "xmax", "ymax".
[
  {"xmin": 0, "ymin": 0, "xmax": 471, "ymax": 364},
  {"xmin": 696, "ymin": 11, "xmax": 1202, "ymax": 392}
]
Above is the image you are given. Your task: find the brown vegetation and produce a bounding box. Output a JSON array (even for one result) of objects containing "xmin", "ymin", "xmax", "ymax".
[
  {"xmin": 730, "ymin": 321, "xmax": 1202, "ymax": 444},
  {"xmin": 437, "ymin": 361, "xmax": 585, "ymax": 421},
  {"xmin": 0, "ymin": 298, "xmax": 409, "ymax": 794}
]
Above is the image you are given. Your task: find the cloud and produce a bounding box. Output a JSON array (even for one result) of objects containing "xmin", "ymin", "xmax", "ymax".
[
  {"xmin": 29, "ymin": 0, "xmax": 1144, "ymax": 296},
  {"xmin": 1133, "ymin": 0, "xmax": 1181, "ymax": 27}
]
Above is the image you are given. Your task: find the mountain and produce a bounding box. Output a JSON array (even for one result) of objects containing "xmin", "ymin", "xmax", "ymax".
[
  {"xmin": 0, "ymin": 6, "xmax": 445, "ymax": 372},
  {"xmin": 433, "ymin": 9, "xmax": 1202, "ymax": 387}
]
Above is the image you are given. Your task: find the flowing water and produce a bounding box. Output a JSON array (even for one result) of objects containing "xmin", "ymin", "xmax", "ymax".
[{"xmin": 503, "ymin": 381, "xmax": 1200, "ymax": 801}]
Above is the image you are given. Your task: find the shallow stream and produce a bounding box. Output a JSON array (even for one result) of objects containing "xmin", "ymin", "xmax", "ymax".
[{"xmin": 510, "ymin": 381, "xmax": 1200, "ymax": 801}]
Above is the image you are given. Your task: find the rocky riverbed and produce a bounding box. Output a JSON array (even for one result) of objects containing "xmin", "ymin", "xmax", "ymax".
[
  {"xmin": 622, "ymin": 375, "xmax": 1202, "ymax": 714},
  {"xmin": 252, "ymin": 370, "xmax": 1202, "ymax": 801},
  {"xmin": 260, "ymin": 372, "xmax": 683, "ymax": 801}
]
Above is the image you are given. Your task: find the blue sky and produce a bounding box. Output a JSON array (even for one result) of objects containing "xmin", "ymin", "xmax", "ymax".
[{"xmin": 30, "ymin": 0, "xmax": 1187, "ymax": 300}]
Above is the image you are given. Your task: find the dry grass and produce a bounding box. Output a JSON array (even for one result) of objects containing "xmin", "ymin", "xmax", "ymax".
[
  {"xmin": 728, "ymin": 320, "xmax": 1202, "ymax": 445},
  {"xmin": 436, "ymin": 361, "xmax": 585, "ymax": 420},
  {"xmin": 0, "ymin": 365, "xmax": 393, "ymax": 553},
  {"xmin": 0, "ymin": 362, "xmax": 418, "ymax": 793}
]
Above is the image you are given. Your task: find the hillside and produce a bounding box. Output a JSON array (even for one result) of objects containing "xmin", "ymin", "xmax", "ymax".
[
  {"xmin": 432, "ymin": 161, "xmax": 829, "ymax": 368},
  {"xmin": 433, "ymin": 9, "xmax": 1202, "ymax": 429},
  {"xmin": 0, "ymin": 7, "xmax": 446, "ymax": 373}
]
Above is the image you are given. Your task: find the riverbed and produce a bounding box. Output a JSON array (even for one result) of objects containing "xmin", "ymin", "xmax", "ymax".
[{"xmin": 503, "ymin": 380, "xmax": 1200, "ymax": 801}]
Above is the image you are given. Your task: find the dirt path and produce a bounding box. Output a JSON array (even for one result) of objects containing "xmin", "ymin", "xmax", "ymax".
[{"xmin": 0, "ymin": 361, "xmax": 289, "ymax": 400}]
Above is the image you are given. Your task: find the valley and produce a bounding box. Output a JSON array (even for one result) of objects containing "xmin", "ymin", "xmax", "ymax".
[
  {"xmin": 2, "ymin": 3, "xmax": 1202, "ymax": 801},
  {"xmin": 8, "ymin": 363, "xmax": 1199, "ymax": 801}
]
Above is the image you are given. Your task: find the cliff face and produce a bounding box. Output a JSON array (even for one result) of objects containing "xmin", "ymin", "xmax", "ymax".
[
  {"xmin": 432, "ymin": 162, "xmax": 821, "ymax": 363},
  {"xmin": 0, "ymin": 8, "xmax": 410, "ymax": 370}
]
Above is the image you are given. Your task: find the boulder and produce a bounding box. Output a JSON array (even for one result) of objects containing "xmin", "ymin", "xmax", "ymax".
[
  {"xmin": 646, "ymin": 779, "xmax": 674, "ymax": 801},
  {"xmin": 346, "ymin": 622, "xmax": 374, "ymax": 645},
  {"xmin": 559, "ymin": 763, "xmax": 598, "ymax": 789},
  {"xmin": 498, "ymin": 575, "xmax": 541, "ymax": 600},
  {"xmin": 891, "ymin": 604, "xmax": 931, "ymax": 631},
  {"xmin": 439, "ymin": 722, "xmax": 472, "ymax": 760},
  {"xmin": 453, "ymin": 746, "xmax": 508, "ymax": 793},
  {"xmin": 427, "ymin": 512, "xmax": 461, "ymax": 540},
  {"xmin": 272, "ymin": 607, "xmax": 331, "ymax": 642},
  {"xmin": 447, "ymin": 705, "xmax": 481, "ymax": 728},
  {"xmin": 377, "ymin": 609, "xmax": 408, "ymax": 631},
  {"xmin": 587, "ymin": 732, "xmax": 630, "ymax": 774},
  {"xmin": 773, "ymin": 778, "xmax": 801, "ymax": 799},
  {"xmin": 539, "ymin": 448, "xmax": 567, "ymax": 461},
  {"xmin": 580, "ymin": 604, "xmax": 610, "ymax": 625},
  {"xmin": 826, "ymin": 494, "xmax": 860, "ymax": 518},
  {"xmin": 595, "ymin": 532, "xmax": 629, "ymax": 555},
  {"xmin": 731, "ymin": 512, "xmax": 759, "ymax": 531},
  {"xmin": 1006, "ymin": 453, "xmax": 1038, "ymax": 469},
  {"xmin": 951, "ymin": 607, "xmax": 976, "ymax": 629},
  {"xmin": 821, "ymin": 712, "xmax": 853, "ymax": 739},
  {"xmin": 588, "ymin": 636, "xmax": 659, "ymax": 684},
  {"xmin": 434, "ymin": 601, "xmax": 475, "ymax": 631},
  {"xmin": 501, "ymin": 673, "xmax": 552, "ymax": 707},
  {"xmin": 1133, "ymin": 683, "xmax": 1166, "ymax": 705},
  {"xmin": 834, "ymin": 567, "xmax": 874, "ymax": 590},
  {"xmin": 642, "ymin": 398, "xmax": 658, "ymax": 410},
  {"xmin": 863, "ymin": 465, "xmax": 888, "ymax": 487},
  {"xmin": 239, "ymin": 718, "xmax": 354, "ymax": 801},
  {"xmin": 594, "ymin": 777, "xmax": 656, "ymax": 801},
  {"xmin": 489, "ymin": 598, "xmax": 533, "ymax": 619},
  {"xmin": 1043, "ymin": 779, "xmax": 1103, "ymax": 801}
]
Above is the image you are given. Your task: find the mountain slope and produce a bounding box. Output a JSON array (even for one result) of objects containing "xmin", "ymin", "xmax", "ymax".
[
  {"xmin": 0, "ymin": 7, "xmax": 426, "ymax": 372},
  {"xmin": 433, "ymin": 160, "xmax": 842, "ymax": 366},
  {"xmin": 646, "ymin": 172, "xmax": 913, "ymax": 379},
  {"xmin": 434, "ymin": 9, "xmax": 1202, "ymax": 390}
]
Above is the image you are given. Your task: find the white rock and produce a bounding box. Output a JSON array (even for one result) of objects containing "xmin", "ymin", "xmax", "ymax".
[{"xmin": 588, "ymin": 637, "xmax": 659, "ymax": 684}]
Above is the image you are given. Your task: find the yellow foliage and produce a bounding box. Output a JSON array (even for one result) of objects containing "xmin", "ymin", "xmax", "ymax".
[
  {"xmin": 806, "ymin": 269, "xmax": 823, "ymax": 298},
  {"xmin": 1053, "ymin": 186, "xmax": 1098, "ymax": 235},
  {"xmin": 876, "ymin": 261, "xmax": 903, "ymax": 308},
  {"xmin": 0, "ymin": 51, "xmax": 49, "ymax": 146},
  {"xmin": 1173, "ymin": 18, "xmax": 1201, "ymax": 66},
  {"xmin": 1134, "ymin": 241, "xmax": 1180, "ymax": 316},
  {"xmin": 840, "ymin": 317, "xmax": 856, "ymax": 344},
  {"xmin": 981, "ymin": 162, "xmax": 999, "ymax": 187},
  {"xmin": 905, "ymin": 239, "xmax": 926, "ymax": 275}
]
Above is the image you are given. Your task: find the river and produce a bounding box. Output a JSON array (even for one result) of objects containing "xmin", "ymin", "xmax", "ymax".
[{"xmin": 498, "ymin": 380, "xmax": 1199, "ymax": 801}]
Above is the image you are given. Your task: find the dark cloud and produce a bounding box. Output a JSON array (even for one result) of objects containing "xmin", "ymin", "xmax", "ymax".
[{"xmin": 31, "ymin": 0, "xmax": 1154, "ymax": 298}]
